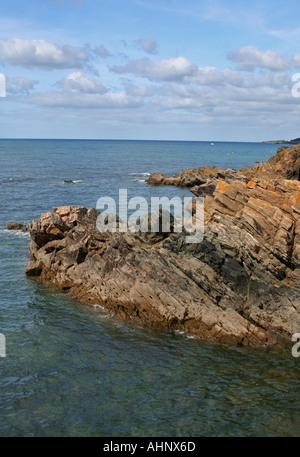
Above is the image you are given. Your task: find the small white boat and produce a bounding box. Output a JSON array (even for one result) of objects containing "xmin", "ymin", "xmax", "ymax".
[{"xmin": 210, "ymin": 142, "xmax": 214, "ymax": 145}]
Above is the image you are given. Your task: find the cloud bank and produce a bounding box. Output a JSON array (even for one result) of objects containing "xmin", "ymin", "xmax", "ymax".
[
  {"xmin": 111, "ymin": 56, "xmax": 197, "ymax": 81},
  {"xmin": 2, "ymin": 37, "xmax": 299, "ymax": 140},
  {"xmin": 0, "ymin": 38, "xmax": 89, "ymax": 69}
]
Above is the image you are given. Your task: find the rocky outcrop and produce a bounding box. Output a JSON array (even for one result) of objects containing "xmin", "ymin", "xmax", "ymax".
[
  {"xmin": 147, "ymin": 143, "xmax": 300, "ymax": 196},
  {"xmin": 25, "ymin": 145, "xmax": 300, "ymax": 347},
  {"xmin": 253, "ymin": 145, "xmax": 300, "ymax": 180},
  {"xmin": 147, "ymin": 167, "xmax": 250, "ymax": 197},
  {"xmin": 7, "ymin": 222, "xmax": 28, "ymax": 232}
]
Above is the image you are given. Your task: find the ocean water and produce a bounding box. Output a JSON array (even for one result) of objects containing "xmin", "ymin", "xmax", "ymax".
[{"xmin": 0, "ymin": 139, "xmax": 299, "ymax": 437}]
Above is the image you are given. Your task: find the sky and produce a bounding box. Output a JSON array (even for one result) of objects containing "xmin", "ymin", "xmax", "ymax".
[{"xmin": 0, "ymin": 0, "xmax": 300, "ymax": 141}]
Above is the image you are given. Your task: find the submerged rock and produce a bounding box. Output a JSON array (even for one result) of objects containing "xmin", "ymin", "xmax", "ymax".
[{"xmin": 7, "ymin": 222, "xmax": 28, "ymax": 232}]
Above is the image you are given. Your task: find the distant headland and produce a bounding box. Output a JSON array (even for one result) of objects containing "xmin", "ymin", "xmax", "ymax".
[{"xmin": 263, "ymin": 137, "xmax": 300, "ymax": 145}]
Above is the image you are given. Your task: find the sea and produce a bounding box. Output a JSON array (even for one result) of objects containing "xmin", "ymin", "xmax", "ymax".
[{"xmin": 0, "ymin": 139, "xmax": 299, "ymax": 437}]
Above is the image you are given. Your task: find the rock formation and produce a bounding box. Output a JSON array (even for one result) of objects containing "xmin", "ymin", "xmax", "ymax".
[
  {"xmin": 7, "ymin": 222, "xmax": 28, "ymax": 232},
  {"xmin": 25, "ymin": 144, "xmax": 300, "ymax": 347},
  {"xmin": 147, "ymin": 144, "xmax": 300, "ymax": 195}
]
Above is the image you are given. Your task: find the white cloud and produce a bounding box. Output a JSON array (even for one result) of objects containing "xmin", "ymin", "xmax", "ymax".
[
  {"xmin": 11, "ymin": 58, "xmax": 296, "ymax": 119},
  {"xmin": 4, "ymin": 37, "xmax": 297, "ymax": 139},
  {"xmin": 111, "ymin": 56, "xmax": 197, "ymax": 81},
  {"xmin": 291, "ymin": 53, "xmax": 300, "ymax": 69},
  {"xmin": 18, "ymin": 90, "xmax": 143, "ymax": 109},
  {"xmin": 147, "ymin": 66, "xmax": 296, "ymax": 116},
  {"xmin": 93, "ymin": 45, "xmax": 110, "ymax": 57},
  {"xmin": 152, "ymin": 82, "xmax": 299, "ymax": 118},
  {"xmin": 188, "ymin": 66, "xmax": 290, "ymax": 89},
  {"xmin": 0, "ymin": 38, "xmax": 89, "ymax": 70},
  {"xmin": 6, "ymin": 76, "xmax": 38, "ymax": 94},
  {"xmin": 57, "ymin": 72, "xmax": 107, "ymax": 93},
  {"xmin": 122, "ymin": 82, "xmax": 154, "ymax": 97},
  {"xmin": 136, "ymin": 38, "xmax": 158, "ymax": 54},
  {"xmin": 227, "ymin": 46, "xmax": 289, "ymax": 71},
  {"xmin": 187, "ymin": 67, "xmax": 243, "ymax": 86}
]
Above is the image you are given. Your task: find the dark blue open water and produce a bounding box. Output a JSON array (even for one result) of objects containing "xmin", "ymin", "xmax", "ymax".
[{"xmin": 0, "ymin": 139, "xmax": 299, "ymax": 436}]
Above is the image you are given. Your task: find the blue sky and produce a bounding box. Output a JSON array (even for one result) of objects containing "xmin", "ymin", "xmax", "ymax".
[{"xmin": 0, "ymin": 0, "xmax": 300, "ymax": 141}]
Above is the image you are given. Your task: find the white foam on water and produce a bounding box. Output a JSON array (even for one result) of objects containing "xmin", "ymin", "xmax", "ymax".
[
  {"xmin": 92, "ymin": 303, "xmax": 112, "ymax": 320},
  {"xmin": 174, "ymin": 330, "xmax": 185, "ymax": 335},
  {"xmin": 129, "ymin": 172, "xmax": 150, "ymax": 183},
  {"xmin": 133, "ymin": 178, "xmax": 147, "ymax": 183},
  {"xmin": 93, "ymin": 304, "xmax": 105, "ymax": 311},
  {"xmin": 0, "ymin": 229, "xmax": 30, "ymax": 238},
  {"xmin": 174, "ymin": 329, "xmax": 195, "ymax": 339}
]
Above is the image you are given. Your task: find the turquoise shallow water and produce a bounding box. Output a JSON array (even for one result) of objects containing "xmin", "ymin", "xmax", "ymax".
[{"xmin": 0, "ymin": 139, "xmax": 299, "ymax": 436}]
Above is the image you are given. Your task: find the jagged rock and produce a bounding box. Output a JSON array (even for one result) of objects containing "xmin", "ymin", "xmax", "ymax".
[
  {"xmin": 7, "ymin": 222, "xmax": 28, "ymax": 232},
  {"xmin": 146, "ymin": 166, "xmax": 250, "ymax": 192},
  {"xmin": 253, "ymin": 144, "xmax": 300, "ymax": 180},
  {"xmin": 25, "ymin": 145, "xmax": 300, "ymax": 347},
  {"xmin": 26, "ymin": 205, "xmax": 279, "ymax": 346}
]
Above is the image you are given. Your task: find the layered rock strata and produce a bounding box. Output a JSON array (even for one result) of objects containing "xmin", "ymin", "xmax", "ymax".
[{"xmin": 25, "ymin": 145, "xmax": 300, "ymax": 346}]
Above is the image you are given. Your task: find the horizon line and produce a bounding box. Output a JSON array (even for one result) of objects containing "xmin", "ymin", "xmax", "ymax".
[{"xmin": 0, "ymin": 137, "xmax": 278, "ymax": 143}]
